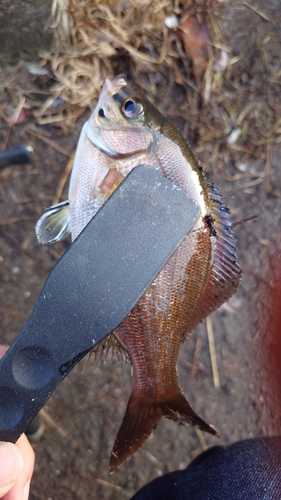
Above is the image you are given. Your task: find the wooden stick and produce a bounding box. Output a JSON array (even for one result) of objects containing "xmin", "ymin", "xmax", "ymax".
[
  {"xmin": 0, "ymin": 216, "xmax": 29, "ymax": 225},
  {"xmin": 242, "ymin": 2, "xmax": 276, "ymax": 24},
  {"xmin": 80, "ymin": 474, "xmax": 128, "ymax": 494},
  {"xmin": 191, "ymin": 337, "xmax": 202, "ymax": 380},
  {"xmin": 39, "ymin": 408, "xmax": 67, "ymax": 438},
  {"xmin": 52, "ymin": 150, "xmax": 75, "ymax": 204},
  {"xmin": 206, "ymin": 315, "xmax": 220, "ymax": 388},
  {"xmin": 26, "ymin": 128, "xmax": 72, "ymax": 157},
  {"xmin": 195, "ymin": 428, "xmax": 208, "ymax": 450}
]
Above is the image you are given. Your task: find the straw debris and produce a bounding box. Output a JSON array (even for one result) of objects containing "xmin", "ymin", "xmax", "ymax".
[
  {"xmin": 37, "ymin": 0, "xmax": 223, "ymax": 121},
  {"xmin": 0, "ymin": 0, "xmax": 280, "ymax": 187}
]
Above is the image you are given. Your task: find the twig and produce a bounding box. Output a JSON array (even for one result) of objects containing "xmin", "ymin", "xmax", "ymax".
[
  {"xmin": 223, "ymin": 175, "xmax": 265, "ymax": 191},
  {"xmin": 0, "ymin": 216, "xmax": 30, "ymax": 226},
  {"xmin": 191, "ymin": 338, "xmax": 202, "ymax": 379},
  {"xmin": 26, "ymin": 128, "xmax": 72, "ymax": 157},
  {"xmin": 1, "ymin": 96, "xmax": 26, "ymax": 149},
  {"xmin": 33, "ymin": 91, "xmax": 62, "ymax": 119},
  {"xmin": 265, "ymin": 144, "xmax": 281, "ymax": 197},
  {"xmin": 182, "ymin": 359, "xmax": 210, "ymax": 376},
  {"xmin": 39, "ymin": 408, "xmax": 67, "ymax": 438},
  {"xmin": 93, "ymin": 26, "xmax": 168, "ymax": 64},
  {"xmin": 227, "ymin": 144, "xmax": 265, "ymax": 159},
  {"xmin": 195, "ymin": 428, "xmax": 208, "ymax": 450},
  {"xmin": 233, "ymin": 215, "xmax": 258, "ymax": 227},
  {"xmin": 203, "ymin": 58, "xmax": 213, "ymax": 104},
  {"xmin": 265, "ymin": 144, "xmax": 272, "ymax": 194},
  {"xmin": 52, "ymin": 150, "xmax": 75, "ymax": 204},
  {"xmin": 79, "ymin": 474, "xmax": 126, "ymax": 493},
  {"xmin": 12, "ymin": 95, "xmax": 26, "ymax": 124},
  {"xmin": 17, "ymin": 196, "xmax": 54, "ymax": 204},
  {"xmin": 0, "ymin": 228, "xmax": 39, "ymax": 265},
  {"xmin": 206, "ymin": 315, "xmax": 220, "ymax": 388},
  {"xmin": 241, "ymin": 2, "xmax": 276, "ymax": 24},
  {"xmin": 145, "ymin": 451, "xmax": 161, "ymax": 465}
]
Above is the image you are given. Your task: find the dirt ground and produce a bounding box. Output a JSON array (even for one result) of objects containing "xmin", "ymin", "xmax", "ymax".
[{"xmin": 0, "ymin": 1, "xmax": 281, "ymax": 499}]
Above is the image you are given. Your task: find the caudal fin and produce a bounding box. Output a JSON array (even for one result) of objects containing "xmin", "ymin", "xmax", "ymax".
[{"xmin": 109, "ymin": 391, "xmax": 217, "ymax": 472}]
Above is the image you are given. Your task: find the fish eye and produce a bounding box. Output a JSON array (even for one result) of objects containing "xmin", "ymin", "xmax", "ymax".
[
  {"xmin": 121, "ymin": 97, "xmax": 144, "ymax": 118},
  {"xmin": 98, "ymin": 108, "xmax": 105, "ymax": 117}
]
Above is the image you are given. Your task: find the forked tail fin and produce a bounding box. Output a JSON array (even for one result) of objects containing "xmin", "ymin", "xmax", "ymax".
[{"xmin": 109, "ymin": 391, "xmax": 217, "ymax": 472}]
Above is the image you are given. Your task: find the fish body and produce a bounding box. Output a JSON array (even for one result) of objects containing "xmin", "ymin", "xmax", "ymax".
[{"xmin": 36, "ymin": 75, "xmax": 241, "ymax": 471}]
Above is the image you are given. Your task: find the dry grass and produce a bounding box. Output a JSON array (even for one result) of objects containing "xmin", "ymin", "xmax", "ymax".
[
  {"xmin": 0, "ymin": 0, "xmax": 280, "ymax": 187},
  {"xmin": 0, "ymin": 1, "xmax": 223, "ymax": 127}
]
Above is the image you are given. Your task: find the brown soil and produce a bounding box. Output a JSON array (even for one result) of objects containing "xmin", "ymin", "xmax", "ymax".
[{"xmin": 0, "ymin": 1, "xmax": 281, "ymax": 499}]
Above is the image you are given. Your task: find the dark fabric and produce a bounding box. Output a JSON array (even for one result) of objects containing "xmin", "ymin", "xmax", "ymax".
[{"xmin": 131, "ymin": 437, "xmax": 281, "ymax": 499}]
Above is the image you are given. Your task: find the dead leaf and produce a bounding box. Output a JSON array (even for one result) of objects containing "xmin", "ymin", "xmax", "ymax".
[{"xmin": 179, "ymin": 14, "xmax": 211, "ymax": 79}]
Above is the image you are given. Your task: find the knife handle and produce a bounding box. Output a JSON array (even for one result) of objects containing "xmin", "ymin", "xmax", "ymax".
[
  {"xmin": 0, "ymin": 144, "xmax": 33, "ymax": 168},
  {"xmin": 0, "ymin": 165, "xmax": 201, "ymax": 443}
]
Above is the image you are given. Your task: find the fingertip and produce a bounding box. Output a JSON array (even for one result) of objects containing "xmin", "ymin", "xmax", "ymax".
[
  {"xmin": 0, "ymin": 441, "xmax": 24, "ymax": 497},
  {"xmin": 16, "ymin": 434, "xmax": 35, "ymax": 478},
  {"xmin": 0, "ymin": 345, "xmax": 9, "ymax": 358}
]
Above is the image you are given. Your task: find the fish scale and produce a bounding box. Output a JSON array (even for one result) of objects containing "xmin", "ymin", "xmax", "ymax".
[
  {"xmin": 36, "ymin": 74, "xmax": 241, "ymax": 471},
  {"xmin": 69, "ymin": 125, "xmax": 110, "ymax": 239}
]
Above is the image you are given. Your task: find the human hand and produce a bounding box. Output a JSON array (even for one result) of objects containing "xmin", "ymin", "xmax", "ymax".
[{"xmin": 0, "ymin": 346, "xmax": 35, "ymax": 500}]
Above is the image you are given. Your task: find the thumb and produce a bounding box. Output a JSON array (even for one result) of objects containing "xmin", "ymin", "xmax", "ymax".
[{"xmin": 0, "ymin": 442, "xmax": 24, "ymax": 498}]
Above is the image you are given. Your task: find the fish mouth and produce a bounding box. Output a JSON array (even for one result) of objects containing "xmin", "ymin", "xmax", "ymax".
[
  {"xmin": 103, "ymin": 74, "xmax": 128, "ymax": 96},
  {"xmin": 85, "ymin": 74, "xmax": 130, "ymax": 157}
]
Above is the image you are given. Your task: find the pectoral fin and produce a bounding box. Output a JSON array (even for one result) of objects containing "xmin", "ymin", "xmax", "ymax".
[{"xmin": 35, "ymin": 200, "xmax": 71, "ymax": 244}]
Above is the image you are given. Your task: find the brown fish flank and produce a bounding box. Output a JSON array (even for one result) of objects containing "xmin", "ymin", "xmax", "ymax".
[
  {"xmin": 88, "ymin": 76, "xmax": 240, "ymax": 471},
  {"xmin": 37, "ymin": 74, "xmax": 241, "ymax": 471},
  {"xmin": 111, "ymin": 229, "xmax": 214, "ymax": 471}
]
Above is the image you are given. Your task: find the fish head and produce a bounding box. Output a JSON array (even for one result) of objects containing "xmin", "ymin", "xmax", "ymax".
[{"xmin": 86, "ymin": 74, "xmax": 155, "ymax": 157}]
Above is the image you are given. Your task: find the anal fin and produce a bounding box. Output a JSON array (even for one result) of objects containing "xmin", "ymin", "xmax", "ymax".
[{"xmin": 91, "ymin": 333, "xmax": 130, "ymax": 364}]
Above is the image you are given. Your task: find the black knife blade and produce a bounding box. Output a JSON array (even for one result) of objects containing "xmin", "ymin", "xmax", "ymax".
[{"xmin": 0, "ymin": 165, "xmax": 200, "ymax": 443}]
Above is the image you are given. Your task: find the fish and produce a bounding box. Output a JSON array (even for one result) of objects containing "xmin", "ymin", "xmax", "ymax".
[{"xmin": 36, "ymin": 74, "xmax": 241, "ymax": 471}]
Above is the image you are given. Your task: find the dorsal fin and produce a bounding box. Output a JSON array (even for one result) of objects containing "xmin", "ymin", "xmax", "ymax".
[{"xmin": 184, "ymin": 180, "xmax": 242, "ymax": 335}]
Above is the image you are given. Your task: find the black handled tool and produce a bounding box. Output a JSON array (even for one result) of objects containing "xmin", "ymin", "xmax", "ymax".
[
  {"xmin": 0, "ymin": 165, "xmax": 201, "ymax": 443},
  {"xmin": 0, "ymin": 144, "xmax": 33, "ymax": 168}
]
